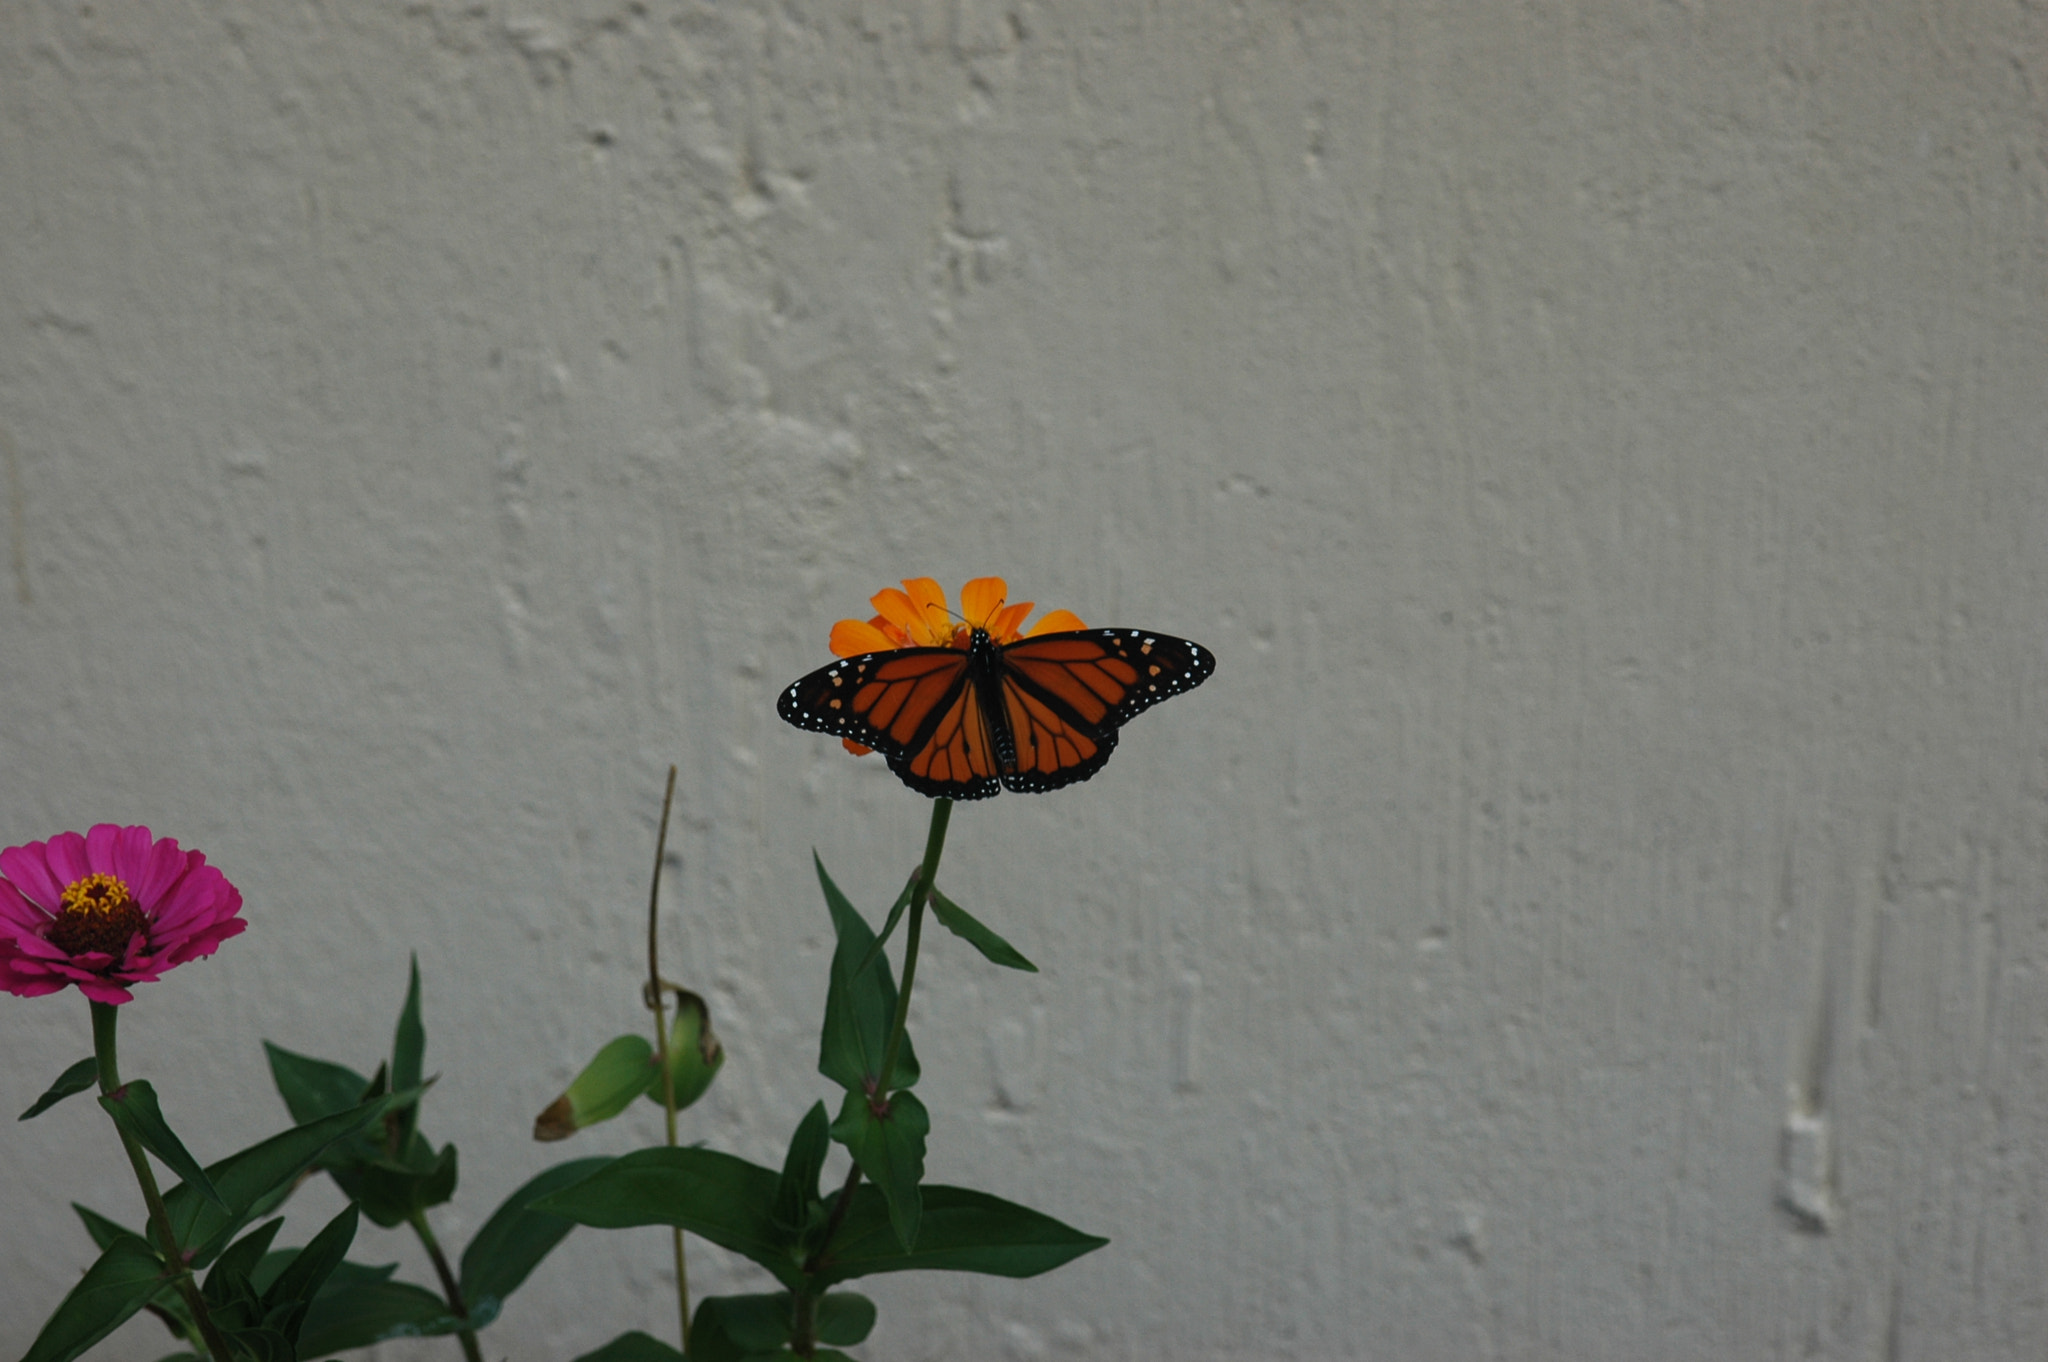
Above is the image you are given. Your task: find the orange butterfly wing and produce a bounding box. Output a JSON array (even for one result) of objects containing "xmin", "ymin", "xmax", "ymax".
[
  {"xmin": 778, "ymin": 628, "xmax": 1214, "ymax": 799},
  {"xmin": 778, "ymin": 646, "xmax": 1004, "ymax": 799}
]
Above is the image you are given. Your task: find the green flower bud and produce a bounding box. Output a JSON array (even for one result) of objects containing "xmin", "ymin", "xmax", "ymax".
[
  {"xmin": 647, "ymin": 987, "xmax": 724, "ymax": 1113},
  {"xmin": 533, "ymin": 1034, "xmax": 655, "ymax": 1141}
]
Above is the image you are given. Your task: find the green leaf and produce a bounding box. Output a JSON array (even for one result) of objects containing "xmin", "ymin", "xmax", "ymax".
[
  {"xmin": 815, "ymin": 855, "xmax": 918, "ymax": 1096},
  {"xmin": 352, "ymin": 1137, "xmax": 458, "ymax": 1227},
  {"xmin": 830, "ymin": 1089, "xmax": 927, "ymax": 1251},
  {"xmin": 19, "ymin": 1056, "xmax": 98, "ymax": 1120},
  {"xmin": 689, "ymin": 1293, "xmax": 791, "ymax": 1361},
  {"xmin": 458, "ymin": 1155, "xmax": 612, "ymax": 1308},
  {"xmin": 569, "ymin": 1332, "xmax": 687, "ymax": 1362},
  {"xmin": 928, "ymin": 887, "xmax": 1038, "ymax": 972},
  {"xmin": 811, "ymin": 1184, "xmax": 1108, "ymax": 1287},
  {"xmin": 391, "ymin": 955, "xmax": 426, "ymax": 1147},
  {"xmin": 773, "ymin": 1102, "xmax": 831, "ymax": 1234},
  {"xmin": 203, "ymin": 1218, "xmax": 285, "ymax": 1315},
  {"xmin": 72, "ymin": 1201, "xmax": 139, "ymax": 1251},
  {"xmin": 161, "ymin": 1088, "xmax": 403, "ymax": 1269},
  {"xmin": 296, "ymin": 1268, "xmax": 465, "ymax": 1354},
  {"xmin": 99, "ymin": 1081, "xmax": 228, "ymax": 1210},
  {"xmin": 532, "ymin": 1146, "xmax": 800, "ymax": 1289},
  {"xmin": 816, "ymin": 1291, "xmax": 878, "ymax": 1345},
  {"xmin": 853, "ymin": 869, "xmax": 922, "ymax": 980},
  {"xmin": 261, "ymin": 1204, "xmax": 360, "ymax": 1342},
  {"xmin": 262, "ymin": 1043, "xmax": 373, "ymax": 1127},
  {"xmin": 21, "ymin": 1234, "xmax": 168, "ymax": 1362},
  {"xmin": 534, "ymin": 1034, "xmax": 656, "ymax": 1140},
  {"xmin": 683, "ymin": 1291, "xmax": 864, "ymax": 1362}
]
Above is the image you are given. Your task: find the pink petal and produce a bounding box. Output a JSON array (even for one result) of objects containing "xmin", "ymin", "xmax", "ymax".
[
  {"xmin": 129, "ymin": 838, "xmax": 188, "ymax": 907},
  {"xmin": 0, "ymin": 843, "xmax": 64, "ymax": 912},
  {"xmin": 0, "ymin": 881, "xmax": 51, "ymax": 931},
  {"xmin": 83, "ymin": 825, "xmax": 123, "ymax": 876},
  {"xmin": 0, "ymin": 958, "xmax": 69, "ymax": 997},
  {"xmin": 145, "ymin": 865, "xmax": 216, "ymax": 935},
  {"xmin": 161, "ymin": 917, "xmax": 246, "ymax": 966},
  {"xmin": 76, "ymin": 978, "xmax": 135, "ymax": 1005},
  {"xmin": 108, "ymin": 826, "xmax": 158, "ymax": 889},
  {"xmin": 9, "ymin": 934, "xmax": 72, "ymax": 962},
  {"xmin": 42, "ymin": 832, "xmax": 90, "ymax": 888}
]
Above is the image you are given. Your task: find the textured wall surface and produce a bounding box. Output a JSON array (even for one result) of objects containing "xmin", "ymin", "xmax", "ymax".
[{"xmin": 4, "ymin": 2, "xmax": 2047, "ymax": 1358}]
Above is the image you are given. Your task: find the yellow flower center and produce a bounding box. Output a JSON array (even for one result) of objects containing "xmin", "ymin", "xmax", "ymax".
[{"xmin": 48, "ymin": 873, "xmax": 146, "ymax": 961}]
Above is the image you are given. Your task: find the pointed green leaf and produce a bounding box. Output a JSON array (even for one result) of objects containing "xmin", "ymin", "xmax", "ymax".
[
  {"xmin": 262, "ymin": 1042, "xmax": 374, "ymax": 1127},
  {"xmin": 72, "ymin": 1202, "xmax": 139, "ymax": 1251},
  {"xmin": 815, "ymin": 855, "xmax": 918, "ymax": 1095},
  {"xmin": 532, "ymin": 1146, "xmax": 800, "ymax": 1289},
  {"xmin": 100, "ymin": 1081, "xmax": 227, "ymax": 1210},
  {"xmin": 162, "ymin": 1089, "xmax": 404, "ymax": 1268},
  {"xmin": 535, "ymin": 1034, "xmax": 656, "ymax": 1140},
  {"xmin": 391, "ymin": 955, "xmax": 426, "ymax": 1146},
  {"xmin": 458, "ymin": 1155, "xmax": 612, "ymax": 1308},
  {"xmin": 22, "ymin": 1234, "xmax": 168, "ymax": 1362},
  {"xmin": 811, "ymin": 1184, "xmax": 1108, "ymax": 1287},
  {"xmin": 853, "ymin": 869, "xmax": 921, "ymax": 980},
  {"xmin": 261, "ymin": 1204, "xmax": 360, "ymax": 1344},
  {"xmin": 773, "ymin": 1102, "xmax": 831, "ymax": 1234},
  {"xmin": 830, "ymin": 1089, "xmax": 927, "ymax": 1251},
  {"xmin": 928, "ymin": 887, "xmax": 1037, "ymax": 972},
  {"xmin": 203, "ymin": 1218, "xmax": 284, "ymax": 1313},
  {"xmin": 20, "ymin": 1056, "xmax": 98, "ymax": 1121},
  {"xmin": 570, "ymin": 1332, "xmax": 687, "ymax": 1362}
]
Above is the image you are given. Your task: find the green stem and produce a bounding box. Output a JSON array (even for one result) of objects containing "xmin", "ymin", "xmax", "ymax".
[
  {"xmin": 796, "ymin": 798, "xmax": 955, "ymax": 1357},
  {"xmin": 644, "ymin": 765, "xmax": 691, "ymax": 1356},
  {"xmin": 408, "ymin": 1210, "xmax": 485, "ymax": 1362},
  {"xmin": 874, "ymin": 798, "xmax": 952, "ymax": 1099},
  {"xmin": 89, "ymin": 1001, "xmax": 237, "ymax": 1362}
]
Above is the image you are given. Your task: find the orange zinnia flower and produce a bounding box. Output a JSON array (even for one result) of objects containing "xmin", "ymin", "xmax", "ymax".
[{"xmin": 824, "ymin": 577, "xmax": 1085, "ymax": 755}]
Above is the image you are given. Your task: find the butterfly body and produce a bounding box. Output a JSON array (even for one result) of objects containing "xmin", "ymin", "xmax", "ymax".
[{"xmin": 778, "ymin": 627, "xmax": 1214, "ymax": 800}]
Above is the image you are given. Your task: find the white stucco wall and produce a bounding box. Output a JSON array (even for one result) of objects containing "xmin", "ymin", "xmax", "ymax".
[{"xmin": 4, "ymin": 2, "xmax": 2047, "ymax": 1357}]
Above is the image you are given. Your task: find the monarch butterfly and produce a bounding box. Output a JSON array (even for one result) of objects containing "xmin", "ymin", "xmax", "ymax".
[{"xmin": 777, "ymin": 626, "xmax": 1215, "ymax": 800}]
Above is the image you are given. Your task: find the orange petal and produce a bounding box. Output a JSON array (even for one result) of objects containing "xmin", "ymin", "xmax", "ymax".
[
  {"xmin": 901, "ymin": 578, "xmax": 952, "ymax": 645},
  {"xmin": 1027, "ymin": 608, "xmax": 1087, "ymax": 635},
  {"xmin": 870, "ymin": 587, "xmax": 926, "ymax": 642},
  {"xmin": 988, "ymin": 600, "xmax": 1033, "ymax": 642},
  {"xmin": 960, "ymin": 577, "xmax": 1009, "ymax": 630},
  {"xmin": 830, "ymin": 618, "xmax": 896, "ymax": 658}
]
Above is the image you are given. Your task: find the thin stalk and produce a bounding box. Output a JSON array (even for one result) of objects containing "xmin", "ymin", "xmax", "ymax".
[
  {"xmin": 795, "ymin": 798, "xmax": 955, "ymax": 1355},
  {"xmin": 874, "ymin": 797, "xmax": 952, "ymax": 1099},
  {"xmin": 408, "ymin": 1210, "xmax": 485, "ymax": 1362},
  {"xmin": 643, "ymin": 765, "xmax": 690, "ymax": 1355},
  {"xmin": 89, "ymin": 1001, "xmax": 237, "ymax": 1362}
]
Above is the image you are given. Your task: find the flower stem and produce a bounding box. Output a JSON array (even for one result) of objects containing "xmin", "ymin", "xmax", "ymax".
[
  {"xmin": 798, "ymin": 796, "xmax": 955, "ymax": 1348},
  {"xmin": 408, "ymin": 1210, "xmax": 485, "ymax": 1362},
  {"xmin": 875, "ymin": 797, "xmax": 952, "ymax": 1098},
  {"xmin": 88, "ymin": 1000, "xmax": 237, "ymax": 1362},
  {"xmin": 643, "ymin": 765, "xmax": 691, "ymax": 1356}
]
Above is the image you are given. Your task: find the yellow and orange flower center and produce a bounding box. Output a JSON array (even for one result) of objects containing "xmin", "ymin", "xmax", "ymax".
[{"xmin": 48, "ymin": 873, "xmax": 146, "ymax": 960}]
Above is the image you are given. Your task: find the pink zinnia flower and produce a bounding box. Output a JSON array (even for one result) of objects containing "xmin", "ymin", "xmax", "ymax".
[{"xmin": 0, "ymin": 825, "xmax": 245, "ymax": 1005}]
